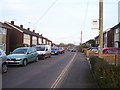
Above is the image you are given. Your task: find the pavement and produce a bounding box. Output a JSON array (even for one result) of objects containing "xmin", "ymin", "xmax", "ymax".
[{"xmin": 60, "ymin": 52, "xmax": 99, "ymax": 88}]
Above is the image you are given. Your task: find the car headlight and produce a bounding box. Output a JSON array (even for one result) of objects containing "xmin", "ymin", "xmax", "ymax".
[{"xmin": 16, "ymin": 58, "xmax": 22, "ymax": 60}]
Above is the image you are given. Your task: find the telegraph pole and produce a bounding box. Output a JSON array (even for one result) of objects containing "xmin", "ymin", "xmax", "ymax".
[
  {"xmin": 99, "ymin": 0, "xmax": 103, "ymax": 58},
  {"xmin": 81, "ymin": 31, "xmax": 82, "ymax": 45}
]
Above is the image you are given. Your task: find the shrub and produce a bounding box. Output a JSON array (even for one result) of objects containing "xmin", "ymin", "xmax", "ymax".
[{"xmin": 89, "ymin": 57, "xmax": 120, "ymax": 88}]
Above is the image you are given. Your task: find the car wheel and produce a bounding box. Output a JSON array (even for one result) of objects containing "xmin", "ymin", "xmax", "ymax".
[
  {"xmin": 23, "ymin": 59, "xmax": 27, "ymax": 66},
  {"xmin": 42, "ymin": 56, "xmax": 45, "ymax": 60},
  {"xmin": 49, "ymin": 55, "xmax": 51, "ymax": 58},
  {"xmin": 2, "ymin": 63, "xmax": 8, "ymax": 73},
  {"xmin": 35, "ymin": 57, "xmax": 39, "ymax": 62}
]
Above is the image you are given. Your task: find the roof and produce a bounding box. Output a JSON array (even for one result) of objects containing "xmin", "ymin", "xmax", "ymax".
[
  {"xmin": 4, "ymin": 21, "xmax": 42, "ymax": 37},
  {"xmin": 0, "ymin": 22, "xmax": 11, "ymax": 29}
]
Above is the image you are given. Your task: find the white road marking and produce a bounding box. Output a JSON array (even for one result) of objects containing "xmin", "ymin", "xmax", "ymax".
[{"xmin": 50, "ymin": 53, "xmax": 77, "ymax": 89}]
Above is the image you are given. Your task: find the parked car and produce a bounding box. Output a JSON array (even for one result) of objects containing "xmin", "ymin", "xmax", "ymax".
[
  {"xmin": 51, "ymin": 47, "xmax": 59, "ymax": 55},
  {"xmin": 95, "ymin": 47, "xmax": 120, "ymax": 54},
  {"xmin": 58, "ymin": 47, "xmax": 65, "ymax": 54},
  {"xmin": 34, "ymin": 44, "xmax": 51, "ymax": 59},
  {"xmin": 6, "ymin": 47, "xmax": 38, "ymax": 66},
  {"xmin": 0, "ymin": 48, "xmax": 8, "ymax": 73},
  {"xmin": 88, "ymin": 47, "xmax": 98, "ymax": 52}
]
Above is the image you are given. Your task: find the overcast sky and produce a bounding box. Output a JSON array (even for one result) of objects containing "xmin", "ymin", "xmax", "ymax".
[{"xmin": 1, "ymin": 0, "xmax": 120, "ymax": 45}]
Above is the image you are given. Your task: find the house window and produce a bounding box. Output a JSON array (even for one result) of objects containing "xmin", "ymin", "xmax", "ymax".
[
  {"xmin": 38, "ymin": 38, "xmax": 42, "ymax": 44},
  {"xmin": 114, "ymin": 42, "xmax": 119, "ymax": 48},
  {"xmin": 103, "ymin": 33, "xmax": 107, "ymax": 48},
  {"xmin": 115, "ymin": 28, "xmax": 119, "ymax": 34},
  {"xmin": 43, "ymin": 39, "xmax": 46, "ymax": 44},
  {"xmin": 0, "ymin": 27, "xmax": 7, "ymax": 51},
  {"xmin": 114, "ymin": 28, "xmax": 120, "ymax": 42},
  {"xmin": 32, "ymin": 36, "xmax": 37, "ymax": 45},
  {"xmin": 23, "ymin": 34, "xmax": 30, "ymax": 46}
]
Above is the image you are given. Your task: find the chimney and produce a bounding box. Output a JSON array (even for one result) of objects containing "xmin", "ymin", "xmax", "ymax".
[
  {"xmin": 20, "ymin": 25, "xmax": 23, "ymax": 28},
  {"xmin": 27, "ymin": 28, "xmax": 30, "ymax": 31},
  {"xmin": 11, "ymin": 21, "xmax": 14, "ymax": 25},
  {"xmin": 33, "ymin": 30, "xmax": 35, "ymax": 33}
]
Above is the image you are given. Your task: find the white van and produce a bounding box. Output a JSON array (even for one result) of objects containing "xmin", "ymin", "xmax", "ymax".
[{"xmin": 35, "ymin": 45, "xmax": 51, "ymax": 60}]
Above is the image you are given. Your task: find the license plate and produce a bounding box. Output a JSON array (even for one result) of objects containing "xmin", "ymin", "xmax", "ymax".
[{"xmin": 7, "ymin": 61, "xmax": 14, "ymax": 63}]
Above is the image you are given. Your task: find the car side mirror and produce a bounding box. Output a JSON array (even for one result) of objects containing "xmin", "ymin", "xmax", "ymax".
[{"xmin": 46, "ymin": 49, "xmax": 48, "ymax": 51}]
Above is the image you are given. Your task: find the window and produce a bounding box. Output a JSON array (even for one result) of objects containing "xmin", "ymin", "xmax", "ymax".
[
  {"xmin": 114, "ymin": 42, "xmax": 119, "ymax": 48},
  {"xmin": 116, "ymin": 49, "xmax": 120, "ymax": 54},
  {"xmin": 0, "ymin": 27, "xmax": 7, "ymax": 44},
  {"xmin": 39, "ymin": 38, "xmax": 42, "ymax": 44},
  {"xmin": 43, "ymin": 39, "xmax": 46, "ymax": 44},
  {"xmin": 32, "ymin": 36, "xmax": 37, "ymax": 45},
  {"xmin": 0, "ymin": 51, "xmax": 2, "ymax": 56},
  {"xmin": 107, "ymin": 49, "xmax": 114, "ymax": 54},
  {"xmin": 115, "ymin": 28, "xmax": 119, "ymax": 34},
  {"xmin": 12, "ymin": 48, "xmax": 27, "ymax": 54},
  {"xmin": 0, "ymin": 27, "xmax": 7, "ymax": 34},
  {"xmin": 23, "ymin": 34, "xmax": 30, "ymax": 46},
  {"xmin": 31, "ymin": 47, "xmax": 36, "ymax": 53},
  {"xmin": 35, "ymin": 46, "xmax": 45, "ymax": 51}
]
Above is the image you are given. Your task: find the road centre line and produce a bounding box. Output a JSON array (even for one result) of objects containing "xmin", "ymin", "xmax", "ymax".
[{"xmin": 50, "ymin": 53, "xmax": 77, "ymax": 89}]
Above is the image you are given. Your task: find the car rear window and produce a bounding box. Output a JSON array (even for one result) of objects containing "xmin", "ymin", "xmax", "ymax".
[
  {"xmin": 116, "ymin": 49, "xmax": 120, "ymax": 54},
  {"xmin": 107, "ymin": 49, "xmax": 114, "ymax": 54}
]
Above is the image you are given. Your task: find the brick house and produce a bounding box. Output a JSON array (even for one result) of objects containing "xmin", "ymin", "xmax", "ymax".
[
  {"xmin": 95, "ymin": 23, "xmax": 120, "ymax": 48},
  {"xmin": 113, "ymin": 23, "xmax": 120, "ymax": 48},
  {"xmin": 1, "ymin": 21, "xmax": 53, "ymax": 53},
  {"xmin": 0, "ymin": 22, "xmax": 11, "ymax": 54}
]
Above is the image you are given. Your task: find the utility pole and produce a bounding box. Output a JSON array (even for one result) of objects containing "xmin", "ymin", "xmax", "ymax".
[
  {"xmin": 99, "ymin": 0, "xmax": 103, "ymax": 58},
  {"xmin": 80, "ymin": 31, "xmax": 82, "ymax": 45}
]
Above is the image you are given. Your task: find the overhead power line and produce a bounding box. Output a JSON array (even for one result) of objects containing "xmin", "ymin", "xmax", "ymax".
[
  {"xmin": 32, "ymin": 0, "xmax": 58, "ymax": 27},
  {"xmin": 80, "ymin": 0, "xmax": 89, "ymax": 44},
  {"xmin": 82, "ymin": 0, "xmax": 89, "ymax": 30}
]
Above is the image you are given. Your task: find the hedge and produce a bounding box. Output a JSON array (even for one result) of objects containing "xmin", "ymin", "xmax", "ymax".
[{"xmin": 89, "ymin": 56, "xmax": 120, "ymax": 88}]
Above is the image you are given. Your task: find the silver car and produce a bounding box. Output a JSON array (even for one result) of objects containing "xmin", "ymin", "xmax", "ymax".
[{"xmin": 0, "ymin": 48, "xmax": 8, "ymax": 73}]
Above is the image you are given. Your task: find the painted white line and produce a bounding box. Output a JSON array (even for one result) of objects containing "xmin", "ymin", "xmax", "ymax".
[{"xmin": 50, "ymin": 53, "xmax": 77, "ymax": 89}]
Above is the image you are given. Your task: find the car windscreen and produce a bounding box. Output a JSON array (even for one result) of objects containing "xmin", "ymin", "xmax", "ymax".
[
  {"xmin": 36, "ymin": 46, "xmax": 45, "ymax": 51},
  {"xmin": 51, "ymin": 48, "xmax": 58, "ymax": 50},
  {"xmin": 12, "ymin": 48, "xmax": 28, "ymax": 54}
]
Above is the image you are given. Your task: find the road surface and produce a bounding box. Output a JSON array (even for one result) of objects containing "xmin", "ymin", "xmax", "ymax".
[{"xmin": 2, "ymin": 52, "xmax": 98, "ymax": 89}]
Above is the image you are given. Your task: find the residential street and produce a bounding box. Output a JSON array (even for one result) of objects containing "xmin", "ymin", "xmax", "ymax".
[
  {"xmin": 60, "ymin": 53, "xmax": 99, "ymax": 88},
  {"xmin": 2, "ymin": 52, "xmax": 98, "ymax": 89}
]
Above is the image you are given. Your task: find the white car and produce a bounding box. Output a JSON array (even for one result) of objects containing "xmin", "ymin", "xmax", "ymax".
[
  {"xmin": 35, "ymin": 45, "xmax": 51, "ymax": 60},
  {"xmin": 0, "ymin": 48, "xmax": 8, "ymax": 73}
]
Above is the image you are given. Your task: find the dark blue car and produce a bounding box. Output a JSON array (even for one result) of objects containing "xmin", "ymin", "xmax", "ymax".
[{"xmin": 51, "ymin": 47, "xmax": 59, "ymax": 55}]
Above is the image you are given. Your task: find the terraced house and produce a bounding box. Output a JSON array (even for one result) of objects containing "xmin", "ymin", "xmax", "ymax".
[
  {"xmin": 0, "ymin": 22, "xmax": 11, "ymax": 54},
  {"xmin": 0, "ymin": 21, "xmax": 53, "ymax": 54},
  {"xmin": 95, "ymin": 23, "xmax": 120, "ymax": 48}
]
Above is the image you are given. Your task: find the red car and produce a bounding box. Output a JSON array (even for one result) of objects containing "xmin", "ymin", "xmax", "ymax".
[
  {"xmin": 58, "ymin": 47, "xmax": 65, "ymax": 54},
  {"xmin": 95, "ymin": 47, "xmax": 120, "ymax": 54}
]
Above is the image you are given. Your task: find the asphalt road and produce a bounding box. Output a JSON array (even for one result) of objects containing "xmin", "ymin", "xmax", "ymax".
[
  {"xmin": 3, "ymin": 51, "xmax": 76, "ymax": 88},
  {"xmin": 2, "ymin": 52, "xmax": 98, "ymax": 89},
  {"xmin": 60, "ymin": 53, "xmax": 99, "ymax": 88}
]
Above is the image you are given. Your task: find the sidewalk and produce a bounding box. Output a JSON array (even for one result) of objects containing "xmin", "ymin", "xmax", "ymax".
[{"xmin": 60, "ymin": 52, "xmax": 99, "ymax": 88}]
